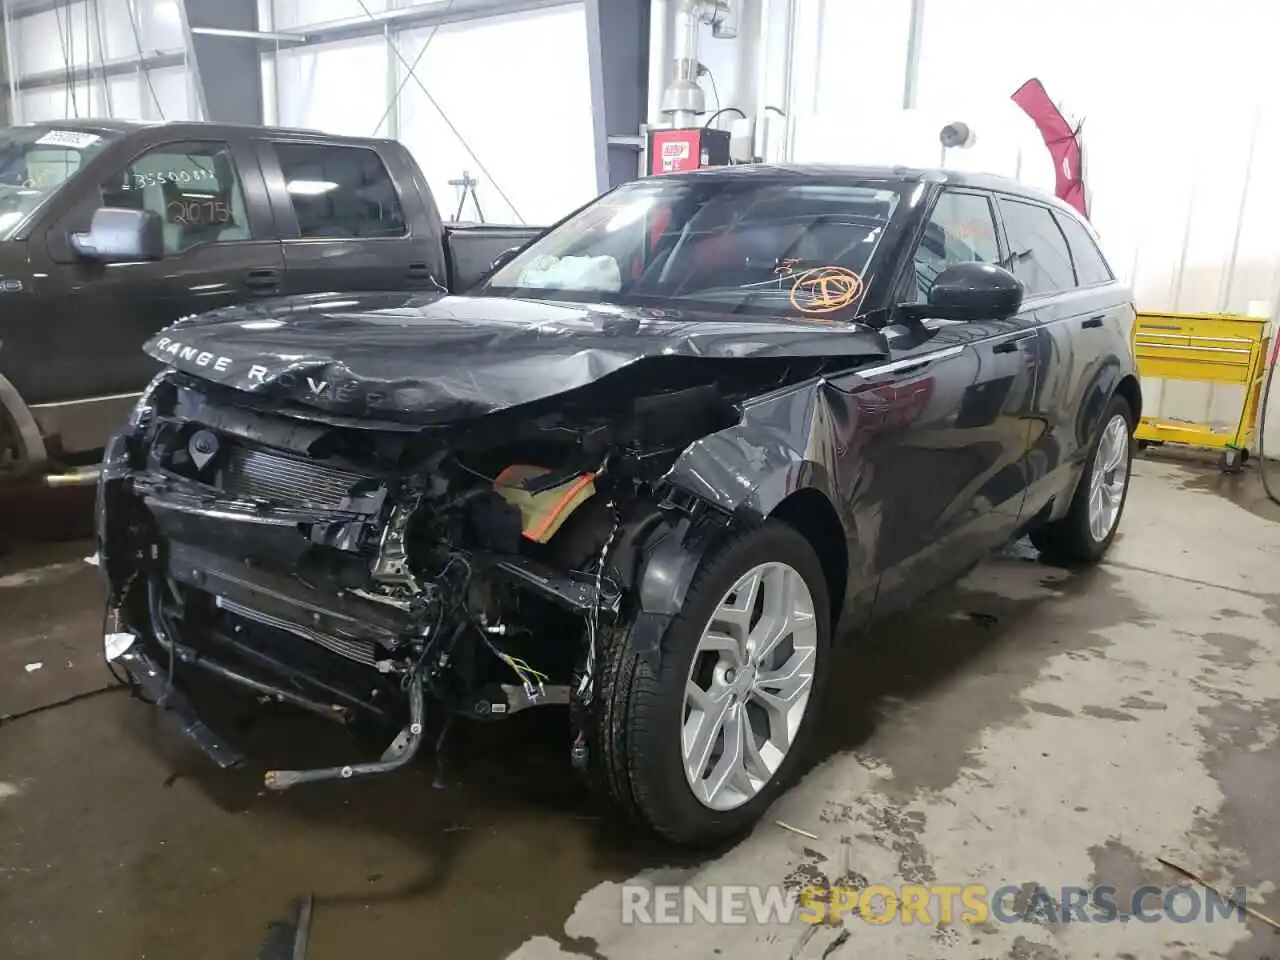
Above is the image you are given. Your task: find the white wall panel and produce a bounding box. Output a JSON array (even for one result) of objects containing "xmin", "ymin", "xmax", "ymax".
[
  {"xmin": 98, "ymin": 0, "xmax": 147, "ymax": 60},
  {"xmin": 140, "ymin": 0, "xmax": 186, "ymax": 54},
  {"xmin": 18, "ymin": 83, "xmax": 102, "ymax": 122},
  {"xmin": 812, "ymin": 0, "xmax": 911, "ymax": 115},
  {"xmin": 104, "ymin": 73, "xmax": 145, "ymax": 119},
  {"xmin": 14, "ymin": 4, "xmax": 95, "ymax": 77},
  {"xmin": 144, "ymin": 64, "xmax": 196, "ymax": 120},
  {"xmin": 274, "ymin": 36, "xmax": 390, "ymax": 135},
  {"xmin": 395, "ymin": 4, "xmax": 596, "ymax": 224},
  {"xmin": 271, "ymin": 0, "xmax": 392, "ymax": 31}
]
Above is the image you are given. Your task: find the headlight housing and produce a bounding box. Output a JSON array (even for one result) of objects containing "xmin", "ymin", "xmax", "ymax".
[{"xmin": 128, "ymin": 369, "xmax": 173, "ymax": 429}]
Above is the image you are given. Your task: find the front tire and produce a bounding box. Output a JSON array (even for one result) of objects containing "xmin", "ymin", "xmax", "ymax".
[
  {"xmin": 1031, "ymin": 394, "xmax": 1134, "ymax": 565},
  {"xmin": 587, "ymin": 520, "xmax": 831, "ymax": 845}
]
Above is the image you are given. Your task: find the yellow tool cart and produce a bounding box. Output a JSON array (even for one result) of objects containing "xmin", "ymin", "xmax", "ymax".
[{"xmin": 1132, "ymin": 311, "xmax": 1272, "ymax": 471}]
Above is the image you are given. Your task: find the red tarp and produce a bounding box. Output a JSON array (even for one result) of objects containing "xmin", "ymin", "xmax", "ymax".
[{"xmin": 1012, "ymin": 78, "xmax": 1089, "ymax": 219}]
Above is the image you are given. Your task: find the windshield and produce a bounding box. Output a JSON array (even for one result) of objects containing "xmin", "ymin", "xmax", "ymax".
[
  {"xmin": 482, "ymin": 177, "xmax": 903, "ymax": 317},
  {"xmin": 0, "ymin": 126, "xmax": 120, "ymax": 238}
]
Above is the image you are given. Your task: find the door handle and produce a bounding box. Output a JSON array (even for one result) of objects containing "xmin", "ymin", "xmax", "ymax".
[
  {"xmin": 1081, "ymin": 315, "xmax": 1105, "ymax": 329},
  {"xmin": 245, "ymin": 268, "xmax": 280, "ymax": 291},
  {"xmin": 405, "ymin": 262, "xmax": 433, "ymax": 280},
  {"xmin": 992, "ymin": 332, "xmax": 1037, "ymax": 354}
]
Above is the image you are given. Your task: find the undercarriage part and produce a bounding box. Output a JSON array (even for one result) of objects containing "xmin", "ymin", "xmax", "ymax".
[
  {"xmin": 149, "ymin": 579, "xmax": 358, "ymax": 723},
  {"xmin": 461, "ymin": 681, "xmax": 571, "ymax": 719},
  {"xmin": 113, "ymin": 641, "xmax": 247, "ymax": 769},
  {"xmin": 485, "ymin": 553, "xmax": 620, "ymax": 616},
  {"xmin": 263, "ymin": 671, "xmax": 425, "ymax": 791}
]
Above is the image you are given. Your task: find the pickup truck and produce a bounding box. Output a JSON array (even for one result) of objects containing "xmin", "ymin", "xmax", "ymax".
[{"xmin": 0, "ymin": 119, "xmax": 541, "ymax": 487}]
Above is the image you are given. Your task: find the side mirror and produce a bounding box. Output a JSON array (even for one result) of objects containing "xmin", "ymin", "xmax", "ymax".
[
  {"xmin": 902, "ymin": 262, "xmax": 1023, "ymax": 323},
  {"xmin": 490, "ymin": 246, "xmax": 521, "ymax": 272},
  {"xmin": 70, "ymin": 207, "xmax": 164, "ymax": 263}
]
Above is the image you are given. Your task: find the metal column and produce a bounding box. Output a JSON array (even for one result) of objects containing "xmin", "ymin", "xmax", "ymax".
[
  {"xmin": 0, "ymin": 3, "xmax": 11, "ymax": 126},
  {"xmin": 180, "ymin": 0, "xmax": 264, "ymax": 125},
  {"xmin": 902, "ymin": 0, "xmax": 925, "ymax": 109},
  {"xmin": 585, "ymin": 0, "xmax": 650, "ymax": 190}
]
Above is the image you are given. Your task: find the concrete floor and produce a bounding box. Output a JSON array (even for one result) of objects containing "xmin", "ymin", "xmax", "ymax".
[{"xmin": 2, "ymin": 455, "xmax": 1279, "ymax": 960}]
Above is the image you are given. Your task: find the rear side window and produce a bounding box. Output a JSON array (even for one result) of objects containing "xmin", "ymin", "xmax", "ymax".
[
  {"xmin": 910, "ymin": 191, "xmax": 1001, "ymax": 302},
  {"xmin": 271, "ymin": 143, "xmax": 406, "ymax": 239},
  {"xmin": 997, "ymin": 198, "xmax": 1075, "ymax": 296},
  {"xmin": 1053, "ymin": 211, "xmax": 1113, "ymax": 286}
]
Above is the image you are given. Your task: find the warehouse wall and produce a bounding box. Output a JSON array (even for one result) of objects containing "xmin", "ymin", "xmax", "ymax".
[
  {"xmin": 261, "ymin": 0, "xmax": 598, "ymax": 226},
  {"xmin": 3, "ymin": 0, "xmax": 200, "ymax": 122}
]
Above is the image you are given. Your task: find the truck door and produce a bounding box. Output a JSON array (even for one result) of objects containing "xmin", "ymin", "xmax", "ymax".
[
  {"xmin": 256, "ymin": 139, "xmax": 447, "ymax": 296},
  {"xmin": 29, "ymin": 133, "xmax": 281, "ymax": 441},
  {"xmin": 836, "ymin": 189, "xmax": 1040, "ymax": 616}
]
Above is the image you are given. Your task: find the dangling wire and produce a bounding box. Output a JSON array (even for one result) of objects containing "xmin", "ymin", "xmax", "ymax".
[{"xmin": 125, "ymin": 0, "xmax": 164, "ymax": 119}]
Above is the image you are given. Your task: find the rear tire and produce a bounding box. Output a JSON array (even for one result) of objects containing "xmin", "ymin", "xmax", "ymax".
[
  {"xmin": 1031, "ymin": 394, "xmax": 1134, "ymax": 565},
  {"xmin": 0, "ymin": 404, "xmax": 24, "ymax": 474},
  {"xmin": 586, "ymin": 520, "xmax": 832, "ymax": 846}
]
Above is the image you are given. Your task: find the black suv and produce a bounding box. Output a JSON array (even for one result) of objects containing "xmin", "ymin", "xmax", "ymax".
[{"xmin": 96, "ymin": 165, "xmax": 1140, "ymax": 845}]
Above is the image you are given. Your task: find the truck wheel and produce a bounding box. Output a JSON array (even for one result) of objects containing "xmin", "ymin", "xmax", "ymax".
[
  {"xmin": 587, "ymin": 520, "xmax": 831, "ymax": 845},
  {"xmin": 1031, "ymin": 394, "xmax": 1134, "ymax": 565},
  {"xmin": 0, "ymin": 404, "xmax": 25, "ymax": 474}
]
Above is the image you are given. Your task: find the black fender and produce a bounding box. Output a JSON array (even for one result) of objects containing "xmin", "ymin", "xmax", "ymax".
[
  {"xmin": 0, "ymin": 370, "xmax": 48, "ymax": 471},
  {"xmin": 627, "ymin": 509, "xmax": 737, "ymax": 668},
  {"xmin": 612, "ymin": 376, "xmax": 851, "ymax": 668}
]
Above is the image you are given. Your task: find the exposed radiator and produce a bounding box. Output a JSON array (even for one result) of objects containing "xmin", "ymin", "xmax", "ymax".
[
  {"xmin": 216, "ymin": 596, "xmax": 379, "ymax": 668},
  {"xmin": 220, "ymin": 445, "xmax": 368, "ymax": 511}
]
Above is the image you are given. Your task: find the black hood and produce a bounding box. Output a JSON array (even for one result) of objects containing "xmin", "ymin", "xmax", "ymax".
[{"xmin": 144, "ymin": 291, "xmax": 888, "ymax": 425}]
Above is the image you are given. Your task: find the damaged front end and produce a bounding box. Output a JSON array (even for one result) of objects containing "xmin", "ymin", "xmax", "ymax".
[{"xmin": 96, "ymin": 365, "xmax": 755, "ymax": 789}]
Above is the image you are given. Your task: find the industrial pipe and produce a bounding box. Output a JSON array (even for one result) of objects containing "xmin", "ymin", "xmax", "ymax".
[
  {"xmin": 661, "ymin": 0, "xmax": 735, "ymax": 128},
  {"xmin": 647, "ymin": 0, "xmax": 671, "ymax": 128}
]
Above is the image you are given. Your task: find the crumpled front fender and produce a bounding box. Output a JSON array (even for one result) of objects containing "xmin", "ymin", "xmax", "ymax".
[{"xmin": 618, "ymin": 377, "xmax": 849, "ymax": 668}]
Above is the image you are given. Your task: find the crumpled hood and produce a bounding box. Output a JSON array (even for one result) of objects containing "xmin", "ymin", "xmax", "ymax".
[{"xmin": 144, "ymin": 291, "xmax": 888, "ymax": 425}]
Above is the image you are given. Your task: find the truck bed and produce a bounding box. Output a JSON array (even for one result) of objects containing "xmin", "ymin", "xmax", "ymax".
[{"xmin": 444, "ymin": 223, "xmax": 543, "ymax": 292}]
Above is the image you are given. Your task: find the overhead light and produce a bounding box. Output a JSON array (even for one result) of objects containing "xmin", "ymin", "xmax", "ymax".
[{"xmin": 286, "ymin": 180, "xmax": 339, "ymax": 196}]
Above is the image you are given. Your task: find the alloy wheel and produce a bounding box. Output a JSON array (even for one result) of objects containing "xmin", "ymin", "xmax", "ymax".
[
  {"xmin": 1088, "ymin": 413, "xmax": 1130, "ymax": 542},
  {"xmin": 681, "ymin": 561, "xmax": 819, "ymax": 811}
]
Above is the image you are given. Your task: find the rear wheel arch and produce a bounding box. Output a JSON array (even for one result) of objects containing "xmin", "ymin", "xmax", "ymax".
[{"xmin": 1113, "ymin": 374, "xmax": 1142, "ymax": 426}]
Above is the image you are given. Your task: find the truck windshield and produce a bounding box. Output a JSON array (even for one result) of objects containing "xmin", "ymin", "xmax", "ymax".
[
  {"xmin": 0, "ymin": 126, "xmax": 119, "ymax": 238},
  {"xmin": 482, "ymin": 177, "xmax": 903, "ymax": 317}
]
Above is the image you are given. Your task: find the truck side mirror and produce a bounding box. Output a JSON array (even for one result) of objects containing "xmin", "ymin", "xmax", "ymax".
[
  {"xmin": 70, "ymin": 207, "xmax": 165, "ymax": 263},
  {"xmin": 490, "ymin": 246, "xmax": 521, "ymax": 272}
]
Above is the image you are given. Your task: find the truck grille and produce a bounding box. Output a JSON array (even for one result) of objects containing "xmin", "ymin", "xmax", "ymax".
[{"xmin": 221, "ymin": 445, "xmax": 369, "ymax": 511}]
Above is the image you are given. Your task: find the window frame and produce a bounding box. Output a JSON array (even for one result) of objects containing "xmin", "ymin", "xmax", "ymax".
[
  {"xmin": 263, "ymin": 139, "xmax": 411, "ymax": 243},
  {"xmin": 895, "ymin": 187, "xmax": 1009, "ymax": 308},
  {"xmin": 992, "ymin": 194, "xmax": 1079, "ymax": 300},
  {"xmin": 1050, "ymin": 207, "xmax": 1115, "ymax": 289},
  {"xmin": 98, "ymin": 137, "xmax": 259, "ymax": 256}
]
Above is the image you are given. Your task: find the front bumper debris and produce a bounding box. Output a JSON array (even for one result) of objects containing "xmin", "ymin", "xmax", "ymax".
[{"xmin": 113, "ymin": 641, "xmax": 246, "ymax": 769}]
